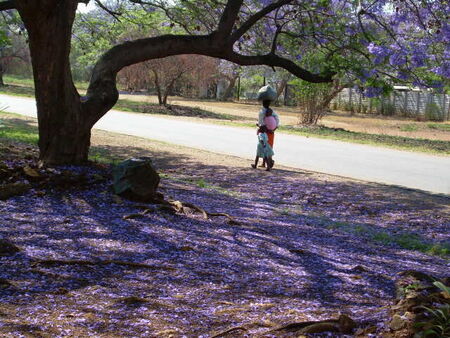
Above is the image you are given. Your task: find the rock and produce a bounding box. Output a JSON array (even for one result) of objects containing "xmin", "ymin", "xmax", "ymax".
[
  {"xmin": 23, "ymin": 166, "xmax": 40, "ymax": 178},
  {"xmin": 399, "ymin": 270, "xmax": 435, "ymax": 282},
  {"xmin": 0, "ymin": 182, "xmax": 31, "ymax": 200},
  {"xmin": 355, "ymin": 325, "xmax": 377, "ymax": 337},
  {"xmin": 0, "ymin": 278, "xmax": 14, "ymax": 289},
  {"xmin": 269, "ymin": 314, "xmax": 356, "ymax": 335},
  {"xmin": 112, "ymin": 157, "xmax": 160, "ymax": 202},
  {"xmin": 338, "ymin": 314, "xmax": 356, "ymax": 333},
  {"xmin": 122, "ymin": 213, "xmax": 145, "ymax": 220},
  {"xmin": 289, "ymin": 249, "xmax": 307, "ymax": 255},
  {"xmin": 298, "ymin": 322, "xmax": 339, "ymax": 334},
  {"xmin": 351, "ymin": 265, "xmax": 368, "ymax": 273},
  {"xmin": 389, "ymin": 314, "xmax": 406, "ymax": 331},
  {"xmin": 0, "ymin": 239, "xmax": 20, "ymax": 255}
]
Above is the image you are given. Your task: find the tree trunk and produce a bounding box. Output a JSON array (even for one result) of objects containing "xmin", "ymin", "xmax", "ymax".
[
  {"xmin": 16, "ymin": 0, "xmax": 91, "ymax": 164},
  {"xmin": 221, "ymin": 75, "xmax": 237, "ymax": 101},
  {"xmin": 276, "ymin": 79, "xmax": 288, "ymax": 101},
  {"xmin": 152, "ymin": 70, "xmax": 163, "ymax": 105}
]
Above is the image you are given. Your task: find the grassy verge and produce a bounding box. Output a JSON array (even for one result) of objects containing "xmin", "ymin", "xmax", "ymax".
[
  {"xmin": 4, "ymin": 75, "xmax": 89, "ymax": 90},
  {"xmin": 278, "ymin": 125, "xmax": 450, "ymax": 155},
  {"xmin": 114, "ymin": 99, "xmax": 238, "ymax": 120},
  {"xmin": 0, "ymin": 84, "xmax": 35, "ymax": 98},
  {"xmin": 0, "ymin": 112, "xmax": 119, "ymax": 164},
  {"xmin": 427, "ymin": 123, "xmax": 450, "ymax": 132},
  {"xmin": 0, "ymin": 114, "xmax": 38, "ymax": 144},
  {"xmin": 324, "ymin": 219, "xmax": 449, "ymax": 257}
]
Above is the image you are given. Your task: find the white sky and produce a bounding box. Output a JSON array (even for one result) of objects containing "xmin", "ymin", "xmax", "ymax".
[{"xmin": 77, "ymin": 1, "xmax": 96, "ymax": 13}]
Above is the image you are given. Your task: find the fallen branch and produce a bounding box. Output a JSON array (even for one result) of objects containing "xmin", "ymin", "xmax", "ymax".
[
  {"xmin": 126, "ymin": 198, "xmax": 240, "ymax": 225},
  {"xmin": 207, "ymin": 212, "xmax": 240, "ymax": 225},
  {"xmin": 211, "ymin": 326, "xmax": 247, "ymax": 338},
  {"xmin": 182, "ymin": 201, "xmax": 208, "ymax": 219},
  {"xmin": 33, "ymin": 259, "xmax": 176, "ymax": 270}
]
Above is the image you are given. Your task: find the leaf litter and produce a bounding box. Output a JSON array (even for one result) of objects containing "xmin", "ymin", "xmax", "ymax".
[{"xmin": 0, "ymin": 140, "xmax": 449, "ymax": 337}]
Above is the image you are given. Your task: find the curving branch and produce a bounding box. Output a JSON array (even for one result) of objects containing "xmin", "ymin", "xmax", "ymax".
[
  {"xmin": 0, "ymin": 0, "xmax": 15, "ymax": 11},
  {"xmin": 230, "ymin": 0, "xmax": 293, "ymax": 42},
  {"xmin": 226, "ymin": 51, "xmax": 334, "ymax": 83},
  {"xmin": 82, "ymin": 31, "xmax": 334, "ymax": 125}
]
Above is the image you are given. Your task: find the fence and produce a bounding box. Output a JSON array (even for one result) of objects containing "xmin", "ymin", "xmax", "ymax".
[{"xmin": 333, "ymin": 88, "xmax": 450, "ymax": 121}]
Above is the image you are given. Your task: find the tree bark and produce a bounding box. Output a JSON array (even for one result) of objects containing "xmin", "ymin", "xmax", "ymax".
[
  {"xmin": 152, "ymin": 69, "xmax": 163, "ymax": 105},
  {"xmin": 221, "ymin": 75, "xmax": 237, "ymax": 101},
  {"xmin": 276, "ymin": 79, "xmax": 287, "ymax": 99},
  {"xmin": 16, "ymin": 0, "xmax": 91, "ymax": 164},
  {"xmin": 0, "ymin": 64, "xmax": 5, "ymax": 87}
]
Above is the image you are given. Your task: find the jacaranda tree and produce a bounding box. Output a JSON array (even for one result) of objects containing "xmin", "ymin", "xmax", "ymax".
[{"xmin": 0, "ymin": 0, "xmax": 448, "ymax": 164}]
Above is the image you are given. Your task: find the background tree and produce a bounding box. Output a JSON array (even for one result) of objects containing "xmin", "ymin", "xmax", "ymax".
[
  {"xmin": 0, "ymin": 11, "xmax": 29, "ymax": 85},
  {"xmin": 1, "ymin": 0, "xmax": 448, "ymax": 164},
  {"xmin": 217, "ymin": 60, "xmax": 241, "ymax": 101}
]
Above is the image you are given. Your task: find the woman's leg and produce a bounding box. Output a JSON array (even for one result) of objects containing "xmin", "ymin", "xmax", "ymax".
[{"xmin": 251, "ymin": 156, "xmax": 259, "ymax": 168}]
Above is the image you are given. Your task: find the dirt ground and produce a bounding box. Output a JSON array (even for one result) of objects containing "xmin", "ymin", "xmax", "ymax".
[{"xmin": 118, "ymin": 93, "xmax": 450, "ymax": 141}]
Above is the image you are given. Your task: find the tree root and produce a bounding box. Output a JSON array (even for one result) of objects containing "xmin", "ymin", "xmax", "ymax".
[
  {"xmin": 211, "ymin": 326, "xmax": 247, "ymax": 338},
  {"xmin": 127, "ymin": 197, "xmax": 240, "ymax": 225},
  {"xmin": 32, "ymin": 259, "xmax": 176, "ymax": 270},
  {"xmin": 207, "ymin": 212, "xmax": 240, "ymax": 225},
  {"xmin": 181, "ymin": 201, "xmax": 208, "ymax": 219}
]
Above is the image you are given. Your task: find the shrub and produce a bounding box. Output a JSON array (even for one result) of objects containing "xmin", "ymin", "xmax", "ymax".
[{"xmin": 424, "ymin": 102, "xmax": 445, "ymax": 121}]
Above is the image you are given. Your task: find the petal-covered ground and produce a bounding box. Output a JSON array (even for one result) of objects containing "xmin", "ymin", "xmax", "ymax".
[{"xmin": 0, "ymin": 125, "xmax": 449, "ymax": 337}]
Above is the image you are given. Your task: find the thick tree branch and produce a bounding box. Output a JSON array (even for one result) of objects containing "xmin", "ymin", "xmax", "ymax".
[
  {"xmin": 217, "ymin": 0, "xmax": 243, "ymax": 37},
  {"xmin": 0, "ymin": 0, "xmax": 15, "ymax": 11},
  {"xmin": 226, "ymin": 51, "xmax": 334, "ymax": 83},
  {"xmin": 83, "ymin": 32, "xmax": 334, "ymax": 125},
  {"xmin": 230, "ymin": 0, "xmax": 293, "ymax": 42}
]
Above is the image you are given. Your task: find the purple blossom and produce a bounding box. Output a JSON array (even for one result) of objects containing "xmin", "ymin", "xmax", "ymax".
[
  {"xmin": 389, "ymin": 52, "xmax": 406, "ymax": 66},
  {"xmin": 363, "ymin": 87, "xmax": 383, "ymax": 98},
  {"xmin": 432, "ymin": 63, "xmax": 450, "ymax": 78},
  {"xmin": 260, "ymin": 0, "xmax": 272, "ymax": 6}
]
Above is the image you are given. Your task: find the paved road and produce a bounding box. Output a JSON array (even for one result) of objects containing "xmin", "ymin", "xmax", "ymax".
[{"xmin": 1, "ymin": 94, "xmax": 449, "ymax": 194}]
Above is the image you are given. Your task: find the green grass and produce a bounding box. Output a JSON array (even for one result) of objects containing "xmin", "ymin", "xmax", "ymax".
[
  {"xmin": 114, "ymin": 99, "xmax": 238, "ymax": 120},
  {"xmin": 3, "ymin": 75, "xmax": 35, "ymax": 87},
  {"xmin": 399, "ymin": 124, "xmax": 419, "ymax": 132},
  {"xmin": 278, "ymin": 125, "xmax": 450, "ymax": 155},
  {"xmin": 323, "ymin": 218, "xmax": 449, "ymax": 257},
  {"xmin": 4, "ymin": 75, "xmax": 89, "ymax": 91},
  {"xmin": 0, "ymin": 112, "xmax": 119, "ymax": 164},
  {"xmin": 0, "ymin": 115, "xmax": 38, "ymax": 144},
  {"xmin": 427, "ymin": 123, "xmax": 450, "ymax": 132},
  {"xmin": 0, "ymin": 84, "xmax": 35, "ymax": 97},
  {"xmin": 166, "ymin": 175, "xmax": 240, "ymax": 197}
]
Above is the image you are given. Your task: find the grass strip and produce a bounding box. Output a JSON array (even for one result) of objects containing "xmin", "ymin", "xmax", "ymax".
[{"xmin": 325, "ymin": 220, "xmax": 449, "ymax": 257}]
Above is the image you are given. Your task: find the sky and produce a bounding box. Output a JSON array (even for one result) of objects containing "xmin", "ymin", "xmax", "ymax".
[{"xmin": 77, "ymin": 1, "xmax": 96, "ymax": 13}]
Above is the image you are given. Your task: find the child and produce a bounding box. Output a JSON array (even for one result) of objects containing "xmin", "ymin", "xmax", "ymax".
[{"xmin": 251, "ymin": 125, "xmax": 274, "ymax": 171}]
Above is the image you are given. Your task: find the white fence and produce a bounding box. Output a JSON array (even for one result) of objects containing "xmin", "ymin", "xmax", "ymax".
[{"xmin": 333, "ymin": 88, "xmax": 450, "ymax": 121}]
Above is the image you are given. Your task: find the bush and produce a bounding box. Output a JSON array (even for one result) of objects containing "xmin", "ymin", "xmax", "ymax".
[
  {"xmin": 292, "ymin": 80, "xmax": 336, "ymax": 125},
  {"xmin": 381, "ymin": 101, "xmax": 396, "ymax": 116},
  {"xmin": 424, "ymin": 102, "xmax": 444, "ymax": 121}
]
